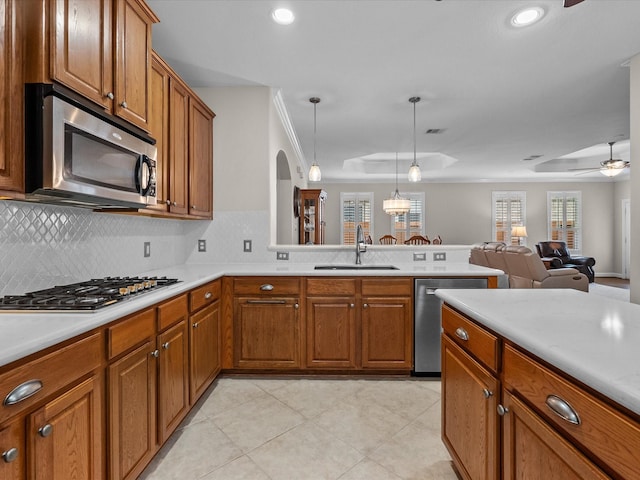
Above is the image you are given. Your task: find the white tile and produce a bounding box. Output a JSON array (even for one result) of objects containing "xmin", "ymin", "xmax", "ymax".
[
  {"xmin": 200, "ymin": 455, "xmax": 271, "ymax": 480},
  {"xmin": 338, "ymin": 459, "xmax": 402, "ymax": 480}
]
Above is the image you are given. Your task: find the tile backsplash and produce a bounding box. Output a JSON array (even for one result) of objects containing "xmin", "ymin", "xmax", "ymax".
[{"xmin": 0, "ymin": 201, "xmax": 187, "ymax": 295}]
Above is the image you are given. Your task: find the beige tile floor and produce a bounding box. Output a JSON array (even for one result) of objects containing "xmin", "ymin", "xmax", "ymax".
[{"xmin": 139, "ymin": 377, "xmax": 459, "ymax": 480}]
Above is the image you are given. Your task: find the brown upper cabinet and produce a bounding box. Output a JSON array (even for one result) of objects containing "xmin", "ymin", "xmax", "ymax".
[
  {"xmin": 149, "ymin": 51, "xmax": 215, "ymax": 219},
  {"xmin": 23, "ymin": 0, "xmax": 159, "ymax": 132}
]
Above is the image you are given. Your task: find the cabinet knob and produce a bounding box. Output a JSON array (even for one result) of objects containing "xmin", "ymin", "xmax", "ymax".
[
  {"xmin": 193, "ymin": 322, "xmax": 199, "ymax": 329},
  {"xmin": 38, "ymin": 424, "xmax": 53, "ymax": 437},
  {"xmin": 497, "ymin": 404, "xmax": 509, "ymax": 416},
  {"xmin": 106, "ymin": 92, "xmax": 114, "ymax": 100},
  {"xmin": 173, "ymin": 201, "xmax": 177, "ymax": 206},
  {"xmin": 363, "ymin": 303, "xmax": 369, "ymax": 308},
  {"xmin": 120, "ymin": 101, "xmax": 128, "ymax": 109},
  {"xmin": 2, "ymin": 448, "xmax": 18, "ymax": 463},
  {"xmin": 166, "ymin": 200, "xmax": 171, "ymax": 206},
  {"xmin": 204, "ymin": 292, "xmax": 212, "ymax": 299},
  {"xmin": 260, "ymin": 284, "xmax": 274, "ymax": 291},
  {"xmin": 294, "ymin": 303, "xmax": 299, "ymax": 309},
  {"xmin": 482, "ymin": 388, "xmax": 493, "ymax": 399},
  {"xmin": 191, "ymin": 205, "xmax": 196, "ymax": 209},
  {"xmin": 350, "ymin": 303, "xmax": 355, "ymax": 308},
  {"xmin": 455, "ymin": 327, "xmax": 469, "ymax": 341},
  {"xmin": 151, "ymin": 349, "xmax": 159, "ymax": 358},
  {"xmin": 162, "ymin": 342, "xmax": 170, "ymax": 350}
]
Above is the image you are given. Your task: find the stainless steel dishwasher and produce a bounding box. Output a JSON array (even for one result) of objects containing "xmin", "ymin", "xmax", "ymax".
[{"xmin": 414, "ymin": 278, "xmax": 487, "ymax": 375}]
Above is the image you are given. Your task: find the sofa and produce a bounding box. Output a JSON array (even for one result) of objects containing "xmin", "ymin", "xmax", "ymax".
[
  {"xmin": 470, "ymin": 243, "xmax": 588, "ymax": 292},
  {"xmin": 535, "ymin": 241, "xmax": 595, "ymax": 283}
]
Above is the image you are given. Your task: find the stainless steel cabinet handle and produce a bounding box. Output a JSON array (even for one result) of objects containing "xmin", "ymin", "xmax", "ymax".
[
  {"xmin": 162, "ymin": 342, "xmax": 170, "ymax": 350},
  {"xmin": 4, "ymin": 379, "xmax": 43, "ymax": 405},
  {"xmin": 497, "ymin": 404, "xmax": 509, "ymax": 416},
  {"xmin": 204, "ymin": 292, "xmax": 212, "ymax": 299},
  {"xmin": 482, "ymin": 389, "xmax": 493, "ymax": 399},
  {"xmin": 455, "ymin": 327, "xmax": 469, "ymax": 341},
  {"xmin": 151, "ymin": 350, "xmax": 159, "ymax": 358},
  {"xmin": 120, "ymin": 101, "xmax": 128, "ymax": 108},
  {"xmin": 106, "ymin": 92, "xmax": 114, "ymax": 100},
  {"xmin": 546, "ymin": 395, "xmax": 581, "ymax": 425},
  {"xmin": 2, "ymin": 448, "xmax": 18, "ymax": 463},
  {"xmin": 38, "ymin": 424, "xmax": 53, "ymax": 437},
  {"xmin": 260, "ymin": 284, "xmax": 274, "ymax": 291}
]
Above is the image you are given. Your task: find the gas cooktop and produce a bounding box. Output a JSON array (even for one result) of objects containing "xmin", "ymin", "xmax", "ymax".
[{"xmin": 0, "ymin": 276, "xmax": 180, "ymax": 312}]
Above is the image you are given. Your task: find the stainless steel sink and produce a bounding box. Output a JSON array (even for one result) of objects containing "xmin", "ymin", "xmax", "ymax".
[{"xmin": 314, "ymin": 265, "xmax": 399, "ymax": 270}]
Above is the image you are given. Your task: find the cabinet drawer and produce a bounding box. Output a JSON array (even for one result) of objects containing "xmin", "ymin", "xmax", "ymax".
[
  {"xmin": 306, "ymin": 278, "xmax": 356, "ymax": 296},
  {"xmin": 108, "ymin": 308, "xmax": 156, "ymax": 359},
  {"xmin": 442, "ymin": 305, "xmax": 499, "ymax": 373},
  {"xmin": 0, "ymin": 332, "xmax": 102, "ymax": 423},
  {"xmin": 361, "ymin": 278, "xmax": 411, "ymax": 296},
  {"xmin": 157, "ymin": 294, "xmax": 188, "ymax": 331},
  {"xmin": 233, "ymin": 277, "xmax": 300, "ymax": 295},
  {"xmin": 504, "ymin": 345, "xmax": 640, "ymax": 480},
  {"xmin": 189, "ymin": 280, "xmax": 221, "ymax": 313}
]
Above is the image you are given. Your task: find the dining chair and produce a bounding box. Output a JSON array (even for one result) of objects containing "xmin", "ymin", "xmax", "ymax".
[
  {"xmin": 379, "ymin": 235, "xmax": 397, "ymax": 245},
  {"xmin": 432, "ymin": 235, "xmax": 442, "ymax": 245},
  {"xmin": 404, "ymin": 235, "xmax": 430, "ymax": 245}
]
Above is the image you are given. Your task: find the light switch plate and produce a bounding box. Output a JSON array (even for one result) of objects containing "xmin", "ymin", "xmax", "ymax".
[
  {"xmin": 433, "ymin": 252, "xmax": 446, "ymax": 261},
  {"xmin": 198, "ymin": 239, "xmax": 206, "ymax": 252},
  {"xmin": 277, "ymin": 251, "xmax": 289, "ymax": 260},
  {"xmin": 244, "ymin": 240, "xmax": 252, "ymax": 252},
  {"xmin": 144, "ymin": 242, "xmax": 151, "ymax": 258},
  {"xmin": 413, "ymin": 253, "xmax": 426, "ymax": 261}
]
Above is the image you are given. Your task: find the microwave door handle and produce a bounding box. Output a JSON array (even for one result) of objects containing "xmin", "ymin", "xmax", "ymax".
[{"xmin": 135, "ymin": 155, "xmax": 154, "ymax": 196}]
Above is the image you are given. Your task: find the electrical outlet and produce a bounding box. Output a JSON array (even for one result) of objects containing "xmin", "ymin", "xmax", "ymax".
[
  {"xmin": 198, "ymin": 239, "xmax": 206, "ymax": 252},
  {"xmin": 413, "ymin": 253, "xmax": 426, "ymax": 261},
  {"xmin": 433, "ymin": 252, "xmax": 447, "ymax": 262},
  {"xmin": 276, "ymin": 251, "xmax": 289, "ymax": 261},
  {"xmin": 243, "ymin": 240, "xmax": 252, "ymax": 252},
  {"xmin": 144, "ymin": 242, "xmax": 151, "ymax": 258}
]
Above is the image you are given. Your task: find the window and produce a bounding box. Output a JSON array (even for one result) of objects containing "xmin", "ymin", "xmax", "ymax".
[
  {"xmin": 390, "ymin": 193, "xmax": 424, "ymax": 244},
  {"xmin": 492, "ymin": 191, "xmax": 526, "ymax": 245},
  {"xmin": 548, "ymin": 191, "xmax": 582, "ymax": 253},
  {"xmin": 341, "ymin": 193, "xmax": 373, "ymax": 245}
]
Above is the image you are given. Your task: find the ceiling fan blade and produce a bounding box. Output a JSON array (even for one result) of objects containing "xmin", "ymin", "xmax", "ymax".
[{"xmin": 564, "ymin": 0, "xmax": 584, "ymax": 7}]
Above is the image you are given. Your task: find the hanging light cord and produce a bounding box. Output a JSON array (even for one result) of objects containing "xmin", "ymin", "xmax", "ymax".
[
  {"xmin": 413, "ymin": 100, "xmax": 417, "ymax": 166},
  {"xmin": 313, "ymin": 101, "xmax": 317, "ymax": 165}
]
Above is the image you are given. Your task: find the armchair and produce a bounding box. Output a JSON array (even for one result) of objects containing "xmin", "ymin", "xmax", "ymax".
[{"xmin": 535, "ymin": 241, "xmax": 595, "ymax": 283}]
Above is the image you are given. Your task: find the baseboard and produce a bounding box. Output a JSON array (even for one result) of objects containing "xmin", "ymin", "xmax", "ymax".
[{"xmin": 595, "ymin": 272, "xmax": 625, "ymax": 279}]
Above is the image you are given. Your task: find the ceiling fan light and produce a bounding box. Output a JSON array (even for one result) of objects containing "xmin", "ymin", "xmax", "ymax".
[
  {"xmin": 600, "ymin": 167, "xmax": 623, "ymax": 177},
  {"xmin": 408, "ymin": 163, "xmax": 421, "ymax": 182},
  {"xmin": 309, "ymin": 163, "xmax": 322, "ymax": 181}
]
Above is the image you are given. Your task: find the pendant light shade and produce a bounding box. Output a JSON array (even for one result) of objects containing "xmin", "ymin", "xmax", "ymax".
[
  {"xmin": 384, "ymin": 153, "xmax": 411, "ymax": 215},
  {"xmin": 408, "ymin": 97, "xmax": 421, "ymax": 182},
  {"xmin": 308, "ymin": 97, "xmax": 321, "ymax": 182}
]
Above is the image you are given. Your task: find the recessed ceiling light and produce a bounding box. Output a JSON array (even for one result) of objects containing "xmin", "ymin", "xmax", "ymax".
[
  {"xmin": 511, "ymin": 7, "xmax": 544, "ymax": 27},
  {"xmin": 272, "ymin": 8, "xmax": 295, "ymax": 25}
]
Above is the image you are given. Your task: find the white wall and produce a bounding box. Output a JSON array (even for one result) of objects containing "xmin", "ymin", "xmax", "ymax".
[
  {"xmin": 319, "ymin": 181, "xmax": 620, "ymax": 275},
  {"xmin": 630, "ymin": 55, "xmax": 640, "ymax": 304}
]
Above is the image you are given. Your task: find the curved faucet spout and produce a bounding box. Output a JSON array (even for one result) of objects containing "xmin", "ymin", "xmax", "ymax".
[{"xmin": 355, "ymin": 224, "xmax": 367, "ymax": 265}]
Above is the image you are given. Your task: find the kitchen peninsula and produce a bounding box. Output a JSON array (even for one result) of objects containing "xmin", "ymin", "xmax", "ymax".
[{"xmin": 436, "ymin": 288, "xmax": 640, "ymax": 479}]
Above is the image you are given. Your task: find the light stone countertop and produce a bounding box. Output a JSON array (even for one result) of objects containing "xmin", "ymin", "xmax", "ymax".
[
  {"xmin": 435, "ymin": 288, "xmax": 640, "ymax": 417},
  {"xmin": 0, "ymin": 262, "xmax": 502, "ymax": 368}
]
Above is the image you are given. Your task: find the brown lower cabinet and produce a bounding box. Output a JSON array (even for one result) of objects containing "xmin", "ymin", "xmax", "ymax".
[{"xmin": 442, "ymin": 303, "xmax": 640, "ymax": 480}]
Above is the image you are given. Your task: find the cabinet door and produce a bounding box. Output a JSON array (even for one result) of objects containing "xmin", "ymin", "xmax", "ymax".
[
  {"xmin": 0, "ymin": 419, "xmax": 24, "ymax": 480},
  {"xmin": 188, "ymin": 97, "xmax": 214, "ymax": 218},
  {"xmin": 52, "ymin": 0, "xmax": 113, "ymax": 109},
  {"xmin": 189, "ymin": 301, "xmax": 221, "ymax": 404},
  {"xmin": 28, "ymin": 374, "xmax": 103, "ymax": 480},
  {"xmin": 168, "ymin": 78, "xmax": 190, "ymax": 215},
  {"xmin": 0, "ymin": 0, "xmax": 24, "ymax": 192},
  {"xmin": 441, "ymin": 335, "xmax": 499, "ymax": 480},
  {"xmin": 306, "ymin": 297, "xmax": 356, "ymax": 368},
  {"xmin": 361, "ymin": 296, "xmax": 412, "ymax": 369},
  {"xmin": 113, "ymin": 0, "xmax": 156, "ymax": 130},
  {"xmin": 108, "ymin": 341, "xmax": 157, "ymax": 480},
  {"xmin": 502, "ymin": 390, "xmax": 610, "ymax": 480},
  {"xmin": 148, "ymin": 52, "xmax": 170, "ymax": 211},
  {"xmin": 234, "ymin": 297, "xmax": 301, "ymax": 369},
  {"xmin": 157, "ymin": 320, "xmax": 189, "ymax": 443}
]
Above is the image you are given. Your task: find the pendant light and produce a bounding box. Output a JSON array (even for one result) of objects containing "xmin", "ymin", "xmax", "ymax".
[
  {"xmin": 308, "ymin": 97, "xmax": 322, "ymax": 182},
  {"xmin": 383, "ymin": 153, "xmax": 411, "ymax": 215},
  {"xmin": 407, "ymin": 97, "xmax": 422, "ymax": 182}
]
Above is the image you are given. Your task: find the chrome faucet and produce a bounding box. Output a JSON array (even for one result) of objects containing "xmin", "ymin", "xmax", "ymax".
[{"xmin": 355, "ymin": 224, "xmax": 367, "ymax": 265}]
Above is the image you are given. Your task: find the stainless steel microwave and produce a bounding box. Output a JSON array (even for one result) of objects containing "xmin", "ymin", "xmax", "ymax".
[{"xmin": 24, "ymin": 84, "xmax": 157, "ymax": 209}]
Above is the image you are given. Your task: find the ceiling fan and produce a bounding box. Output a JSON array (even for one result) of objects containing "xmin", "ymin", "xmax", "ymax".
[
  {"xmin": 572, "ymin": 142, "xmax": 630, "ymax": 177},
  {"xmin": 564, "ymin": 0, "xmax": 585, "ymax": 7}
]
